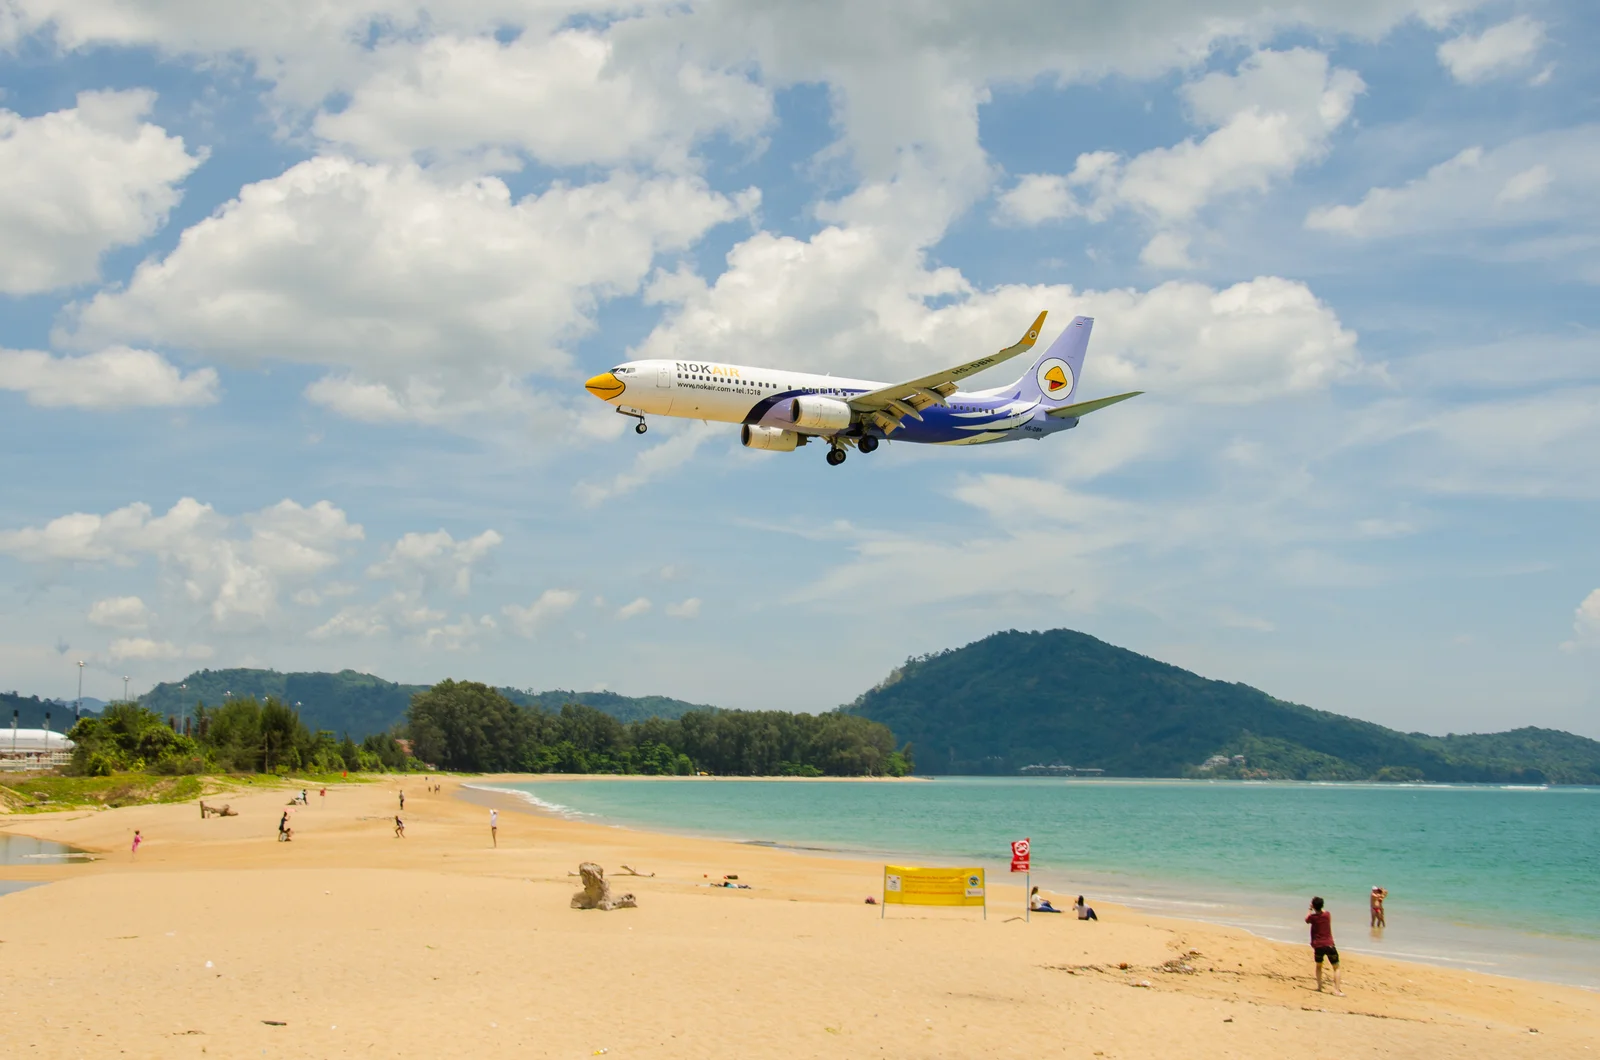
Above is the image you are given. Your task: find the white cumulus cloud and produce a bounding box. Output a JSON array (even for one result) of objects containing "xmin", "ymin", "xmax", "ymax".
[
  {"xmin": 1565, "ymin": 589, "xmax": 1600, "ymax": 651},
  {"xmin": 0, "ymin": 89, "xmax": 203, "ymax": 294},
  {"xmin": 367, "ymin": 528, "xmax": 503, "ymax": 595},
  {"xmin": 665, "ymin": 597, "xmax": 701, "ymax": 618},
  {"xmin": 314, "ymin": 30, "xmax": 771, "ymax": 172},
  {"xmin": 107, "ymin": 637, "xmax": 212, "ymax": 662},
  {"xmin": 0, "ymin": 347, "xmax": 218, "ymax": 408},
  {"xmin": 87, "ymin": 596, "xmax": 152, "ymax": 630},
  {"xmin": 997, "ymin": 49, "xmax": 1363, "ymax": 236},
  {"xmin": 616, "ymin": 597, "xmax": 652, "ymax": 620},
  {"xmin": 66, "ymin": 159, "xmax": 755, "ymax": 388},
  {"xmin": 502, "ymin": 589, "xmax": 581, "ymax": 637},
  {"xmin": 1437, "ymin": 16, "xmax": 1545, "ymax": 83}
]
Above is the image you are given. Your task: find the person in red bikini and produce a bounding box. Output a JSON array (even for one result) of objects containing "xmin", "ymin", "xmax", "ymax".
[{"xmin": 1306, "ymin": 896, "xmax": 1344, "ymax": 995}]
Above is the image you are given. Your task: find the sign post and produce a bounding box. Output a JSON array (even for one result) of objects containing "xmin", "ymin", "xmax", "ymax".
[{"xmin": 1010, "ymin": 838, "xmax": 1031, "ymax": 921}]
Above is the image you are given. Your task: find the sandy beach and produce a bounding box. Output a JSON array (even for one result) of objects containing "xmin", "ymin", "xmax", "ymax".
[{"xmin": 2, "ymin": 775, "xmax": 1596, "ymax": 1060}]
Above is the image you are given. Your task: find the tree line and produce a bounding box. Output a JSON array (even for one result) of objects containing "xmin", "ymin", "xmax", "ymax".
[
  {"xmin": 66, "ymin": 699, "xmax": 412, "ymax": 777},
  {"xmin": 63, "ymin": 680, "xmax": 913, "ymax": 778},
  {"xmin": 407, "ymin": 680, "xmax": 912, "ymax": 776}
]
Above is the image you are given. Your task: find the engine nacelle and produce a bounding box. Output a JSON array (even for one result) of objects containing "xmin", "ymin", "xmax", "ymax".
[
  {"xmin": 741, "ymin": 424, "xmax": 802, "ymax": 452},
  {"xmin": 790, "ymin": 395, "xmax": 852, "ymax": 432}
]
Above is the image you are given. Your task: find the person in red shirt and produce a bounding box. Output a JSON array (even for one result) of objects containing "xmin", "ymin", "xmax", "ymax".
[{"xmin": 1306, "ymin": 896, "xmax": 1344, "ymax": 995}]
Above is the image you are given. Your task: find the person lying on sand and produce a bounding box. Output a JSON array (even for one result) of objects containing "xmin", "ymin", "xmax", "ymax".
[{"xmin": 1030, "ymin": 886, "xmax": 1061, "ymax": 913}]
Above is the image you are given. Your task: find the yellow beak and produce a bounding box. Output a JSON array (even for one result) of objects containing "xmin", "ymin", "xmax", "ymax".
[{"xmin": 585, "ymin": 371, "xmax": 625, "ymax": 401}]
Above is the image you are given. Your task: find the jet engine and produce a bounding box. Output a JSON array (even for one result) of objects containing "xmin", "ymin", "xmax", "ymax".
[
  {"xmin": 790, "ymin": 396, "xmax": 852, "ymax": 432},
  {"xmin": 741, "ymin": 424, "xmax": 802, "ymax": 452}
]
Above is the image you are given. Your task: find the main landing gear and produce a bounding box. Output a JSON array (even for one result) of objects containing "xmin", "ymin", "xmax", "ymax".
[
  {"xmin": 617, "ymin": 407, "xmax": 647, "ymax": 434},
  {"xmin": 826, "ymin": 447, "xmax": 847, "ymax": 466},
  {"xmin": 858, "ymin": 436, "xmax": 879, "ymax": 454}
]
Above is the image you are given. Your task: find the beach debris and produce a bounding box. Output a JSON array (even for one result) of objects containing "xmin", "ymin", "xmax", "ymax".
[
  {"xmin": 199, "ymin": 801, "xmax": 237, "ymax": 818},
  {"xmin": 204, "ymin": 961, "xmax": 213, "ymax": 969},
  {"xmin": 261, "ymin": 1020, "xmax": 286, "ymax": 1026},
  {"xmin": 617, "ymin": 865, "xmax": 654, "ymax": 877},
  {"xmin": 1157, "ymin": 957, "xmax": 1197, "ymax": 974},
  {"xmin": 865, "ymin": 896, "xmax": 878, "ymax": 904},
  {"xmin": 570, "ymin": 863, "xmax": 637, "ymax": 911}
]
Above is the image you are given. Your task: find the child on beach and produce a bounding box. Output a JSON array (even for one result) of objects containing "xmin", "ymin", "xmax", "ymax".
[
  {"xmin": 394, "ymin": 815, "xmax": 405, "ymax": 838},
  {"xmin": 130, "ymin": 830, "xmax": 142, "ymax": 857},
  {"xmin": 1029, "ymin": 886, "xmax": 1061, "ymax": 913},
  {"xmin": 1370, "ymin": 886, "xmax": 1388, "ymax": 927},
  {"xmin": 1307, "ymin": 896, "xmax": 1344, "ymax": 995},
  {"xmin": 490, "ymin": 808, "xmax": 498, "ymax": 848}
]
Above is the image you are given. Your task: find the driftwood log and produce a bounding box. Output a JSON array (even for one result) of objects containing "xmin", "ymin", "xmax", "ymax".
[
  {"xmin": 199, "ymin": 800, "xmax": 238, "ymax": 818},
  {"xmin": 570, "ymin": 862, "xmax": 637, "ymax": 910}
]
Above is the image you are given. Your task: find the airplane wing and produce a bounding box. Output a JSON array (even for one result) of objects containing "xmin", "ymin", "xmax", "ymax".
[
  {"xmin": 847, "ymin": 311, "xmax": 1048, "ymax": 435},
  {"xmin": 1044, "ymin": 391, "xmax": 1143, "ymax": 418}
]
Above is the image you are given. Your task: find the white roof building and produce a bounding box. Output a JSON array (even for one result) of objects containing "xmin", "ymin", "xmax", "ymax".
[{"xmin": 1, "ymin": 729, "xmax": 76, "ymax": 753}]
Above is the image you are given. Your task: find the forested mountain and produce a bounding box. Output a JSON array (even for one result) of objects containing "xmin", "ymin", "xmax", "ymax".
[
  {"xmin": 136, "ymin": 669, "xmax": 711, "ymax": 738},
  {"xmin": 2, "ymin": 691, "xmax": 102, "ymax": 729},
  {"xmin": 843, "ymin": 629, "xmax": 1600, "ymax": 784}
]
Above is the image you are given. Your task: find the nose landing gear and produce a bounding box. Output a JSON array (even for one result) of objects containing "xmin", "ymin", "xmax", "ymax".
[{"xmin": 617, "ymin": 407, "xmax": 647, "ymax": 434}]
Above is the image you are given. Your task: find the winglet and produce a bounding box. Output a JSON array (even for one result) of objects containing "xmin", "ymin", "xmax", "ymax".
[{"xmin": 1016, "ymin": 311, "xmax": 1048, "ymax": 352}]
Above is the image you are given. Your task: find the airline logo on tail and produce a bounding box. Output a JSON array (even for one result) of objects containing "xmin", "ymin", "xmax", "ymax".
[{"xmin": 1035, "ymin": 357, "xmax": 1074, "ymax": 400}]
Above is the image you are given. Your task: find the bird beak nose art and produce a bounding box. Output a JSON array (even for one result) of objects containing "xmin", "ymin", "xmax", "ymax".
[{"xmin": 585, "ymin": 372, "xmax": 625, "ymax": 401}]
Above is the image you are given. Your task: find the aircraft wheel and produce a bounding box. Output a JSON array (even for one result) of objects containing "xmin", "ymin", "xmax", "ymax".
[
  {"xmin": 826, "ymin": 447, "xmax": 847, "ymax": 466},
  {"xmin": 635, "ymin": 422, "xmax": 648, "ymax": 434},
  {"xmin": 858, "ymin": 436, "xmax": 879, "ymax": 454}
]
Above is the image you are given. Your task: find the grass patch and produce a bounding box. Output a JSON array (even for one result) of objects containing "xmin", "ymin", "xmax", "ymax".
[{"xmin": 0, "ymin": 773, "xmax": 247, "ymax": 812}]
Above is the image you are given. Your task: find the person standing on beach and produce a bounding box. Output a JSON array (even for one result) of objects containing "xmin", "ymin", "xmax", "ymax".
[
  {"xmin": 1307, "ymin": 896, "xmax": 1344, "ymax": 995},
  {"xmin": 130, "ymin": 830, "xmax": 142, "ymax": 858},
  {"xmin": 490, "ymin": 808, "xmax": 498, "ymax": 848},
  {"xmin": 398, "ymin": 790, "xmax": 405, "ymax": 812},
  {"xmin": 1370, "ymin": 886, "xmax": 1388, "ymax": 927}
]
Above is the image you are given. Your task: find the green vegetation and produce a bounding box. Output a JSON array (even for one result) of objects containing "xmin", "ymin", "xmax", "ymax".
[
  {"xmin": 844, "ymin": 628, "xmax": 1600, "ymax": 783},
  {"xmin": 409, "ymin": 680, "xmax": 911, "ymax": 776},
  {"xmin": 64, "ymin": 700, "xmax": 418, "ymax": 777},
  {"xmin": 0, "ymin": 772, "xmax": 218, "ymax": 812},
  {"xmin": 137, "ymin": 668, "xmax": 713, "ymax": 740}
]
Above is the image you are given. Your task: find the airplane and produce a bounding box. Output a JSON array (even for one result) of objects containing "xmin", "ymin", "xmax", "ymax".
[{"xmin": 583, "ymin": 311, "xmax": 1141, "ymax": 466}]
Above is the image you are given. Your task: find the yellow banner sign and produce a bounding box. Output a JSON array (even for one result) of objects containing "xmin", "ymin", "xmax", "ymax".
[{"xmin": 882, "ymin": 865, "xmax": 986, "ymax": 907}]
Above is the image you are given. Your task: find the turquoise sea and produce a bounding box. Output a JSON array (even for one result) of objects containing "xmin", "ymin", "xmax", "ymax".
[{"xmin": 484, "ymin": 777, "xmax": 1600, "ymax": 989}]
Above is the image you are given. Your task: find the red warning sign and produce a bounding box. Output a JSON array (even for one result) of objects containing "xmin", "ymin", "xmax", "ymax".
[{"xmin": 1010, "ymin": 837, "xmax": 1030, "ymax": 873}]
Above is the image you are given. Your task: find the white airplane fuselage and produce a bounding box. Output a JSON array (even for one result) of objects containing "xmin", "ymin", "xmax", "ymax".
[{"xmin": 585, "ymin": 359, "xmax": 1079, "ymax": 447}]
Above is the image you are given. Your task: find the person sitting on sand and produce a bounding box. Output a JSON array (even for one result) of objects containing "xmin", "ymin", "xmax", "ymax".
[
  {"xmin": 1030, "ymin": 886, "xmax": 1061, "ymax": 913},
  {"xmin": 1370, "ymin": 886, "xmax": 1388, "ymax": 928},
  {"xmin": 1073, "ymin": 895, "xmax": 1098, "ymax": 921},
  {"xmin": 1307, "ymin": 896, "xmax": 1344, "ymax": 995},
  {"xmin": 394, "ymin": 815, "xmax": 405, "ymax": 838}
]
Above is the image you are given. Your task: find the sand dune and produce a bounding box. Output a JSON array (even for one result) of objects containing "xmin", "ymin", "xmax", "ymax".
[{"xmin": 2, "ymin": 775, "xmax": 1595, "ymax": 1059}]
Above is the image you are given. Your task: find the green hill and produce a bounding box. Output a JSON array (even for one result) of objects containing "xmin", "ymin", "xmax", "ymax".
[
  {"xmin": 842, "ymin": 629, "xmax": 1600, "ymax": 784},
  {"xmin": 137, "ymin": 669, "xmax": 709, "ymax": 739}
]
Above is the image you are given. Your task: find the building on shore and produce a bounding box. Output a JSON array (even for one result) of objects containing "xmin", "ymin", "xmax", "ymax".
[{"xmin": 1, "ymin": 729, "xmax": 75, "ymax": 771}]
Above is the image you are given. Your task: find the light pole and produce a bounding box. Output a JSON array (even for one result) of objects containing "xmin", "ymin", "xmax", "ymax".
[
  {"xmin": 123, "ymin": 675, "xmax": 130, "ymax": 702},
  {"xmin": 76, "ymin": 660, "xmax": 84, "ymax": 720}
]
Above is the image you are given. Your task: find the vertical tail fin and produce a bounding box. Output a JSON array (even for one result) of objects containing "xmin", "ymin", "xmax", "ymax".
[{"xmin": 1017, "ymin": 316, "xmax": 1093, "ymax": 404}]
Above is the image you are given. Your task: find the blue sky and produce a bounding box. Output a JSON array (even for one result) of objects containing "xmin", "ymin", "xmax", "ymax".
[{"xmin": 1, "ymin": 0, "xmax": 1596, "ymax": 738}]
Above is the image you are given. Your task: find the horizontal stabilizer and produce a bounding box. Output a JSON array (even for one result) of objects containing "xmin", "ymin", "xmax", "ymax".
[{"xmin": 1045, "ymin": 391, "xmax": 1142, "ymax": 418}]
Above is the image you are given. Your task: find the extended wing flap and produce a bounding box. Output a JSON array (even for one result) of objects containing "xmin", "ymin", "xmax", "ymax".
[
  {"xmin": 849, "ymin": 311, "xmax": 1048, "ymax": 415},
  {"xmin": 1044, "ymin": 391, "xmax": 1143, "ymax": 418}
]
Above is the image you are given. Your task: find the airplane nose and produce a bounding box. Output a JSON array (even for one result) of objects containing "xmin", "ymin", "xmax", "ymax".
[{"xmin": 585, "ymin": 371, "xmax": 624, "ymax": 401}]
